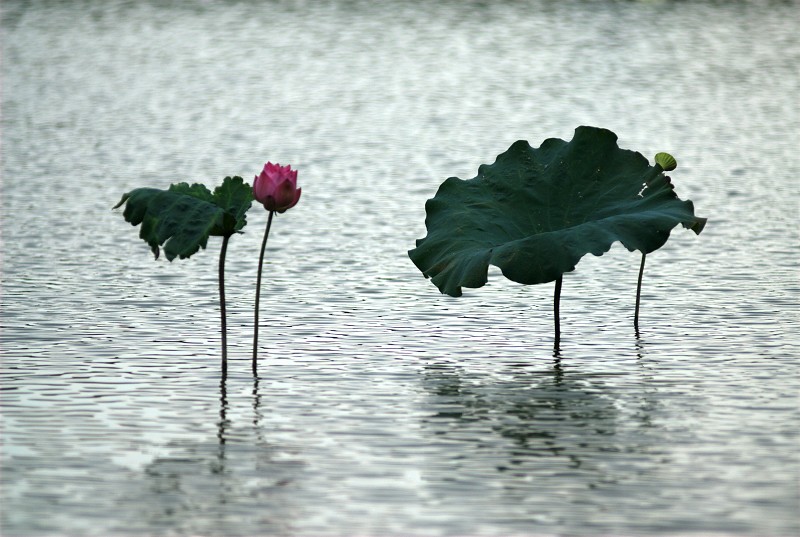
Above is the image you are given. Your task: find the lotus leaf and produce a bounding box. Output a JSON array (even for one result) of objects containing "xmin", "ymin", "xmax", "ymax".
[
  {"xmin": 114, "ymin": 176, "xmax": 253, "ymax": 261},
  {"xmin": 409, "ymin": 126, "xmax": 706, "ymax": 297}
]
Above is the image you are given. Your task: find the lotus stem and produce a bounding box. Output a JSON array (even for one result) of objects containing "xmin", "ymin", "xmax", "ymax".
[
  {"xmin": 553, "ymin": 276, "xmax": 562, "ymax": 350},
  {"xmin": 218, "ymin": 375, "xmax": 228, "ymax": 447},
  {"xmin": 219, "ymin": 234, "xmax": 231, "ymax": 377},
  {"xmin": 217, "ymin": 375, "xmax": 228, "ymax": 473},
  {"xmin": 252, "ymin": 211, "xmax": 275, "ymax": 377},
  {"xmin": 634, "ymin": 253, "xmax": 646, "ymax": 332}
]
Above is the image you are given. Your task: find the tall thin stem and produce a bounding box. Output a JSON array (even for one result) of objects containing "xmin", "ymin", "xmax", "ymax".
[
  {"xmin": 219, "ymin": 234, "xmax": 231, "ymax": 377},
  {"xmin": 634, "ymin": 253, "xmax": 646, "ymax": 333},
  {"xmin": 553, "ymin": 275, "xmax": 563, "ymax": 351},
  {"xmin": 218, "ymin": 375, "xmax": 228, "ymax": 447},
  {"xmin": 216, "ymin": 375, "xmax": 228, "ymax": 472},
  {"xmin": 252, "ymin": 211, "xmax": 274, "ymax": 377}
]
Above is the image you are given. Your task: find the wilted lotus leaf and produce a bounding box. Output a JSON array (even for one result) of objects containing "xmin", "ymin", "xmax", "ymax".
[
  {"xmin": 409, "ymin": 126, "xmax": 706, "ymax": 297},
  {"xmin": 114, "ymin": 176, "xmax": 253, "ymax": 261}
]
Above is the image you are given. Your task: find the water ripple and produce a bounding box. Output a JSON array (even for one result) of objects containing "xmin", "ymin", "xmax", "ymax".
[{"xmin": 2, "ymin": 0, "xmax": 798, "ymax": 535}]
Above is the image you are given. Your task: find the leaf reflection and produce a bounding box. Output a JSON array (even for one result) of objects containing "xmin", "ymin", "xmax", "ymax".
[{"xmin": 419, "ymin": 358, "xmax": 655, "ymax": 488}]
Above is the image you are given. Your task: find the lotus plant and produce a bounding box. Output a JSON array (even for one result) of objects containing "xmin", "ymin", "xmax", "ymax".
[
  {"xmin": 252, "ymin": 162, "xmax": 301, "ymax": 376},
  {"xmin": 409, "ymin": 126, "xmax": 706, "ymax": 349},
  {"xmin": 114, "ymin": 161, "xmax": 302, "ymax": 377},
  {"xmin": 113, "ymin": 176, "xmax": 254, "ymax": 375}
]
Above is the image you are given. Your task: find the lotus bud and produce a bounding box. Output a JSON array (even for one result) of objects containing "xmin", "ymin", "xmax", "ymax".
[{"xmin": 253, "ymin": 162, "xmax": 301, "ymax": 213}]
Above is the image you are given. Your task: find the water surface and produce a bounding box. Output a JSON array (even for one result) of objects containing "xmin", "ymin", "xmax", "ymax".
[{"xmin": 2, "ymin": 0, "xmax": 799, "ymax": 535}]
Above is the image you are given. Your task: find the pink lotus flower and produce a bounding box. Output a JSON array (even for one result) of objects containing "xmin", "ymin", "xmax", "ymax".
[{"xmin": 253, "ymin": 162, "xmax": 301, "ymax": 213}]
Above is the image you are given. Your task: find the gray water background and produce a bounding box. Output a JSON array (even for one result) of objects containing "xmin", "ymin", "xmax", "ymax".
[{"xmin": 2, "ymin": 0, "xmax": 799, "ymax": 535}]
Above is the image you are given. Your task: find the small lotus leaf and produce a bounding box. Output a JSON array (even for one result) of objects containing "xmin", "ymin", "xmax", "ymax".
[
  {"xmin": 168, "ymin": 182, "xmax": 215, "ymax": 203},
  {"xmin": 408, "ymin": 126, "xmax": 706, "ymax": 297},
  {"xmin": 655, "ymin": 152, "xmax": 677, "ymax": 171},
  {"xmin": 114, "ymin": 176, "xmax": 254, "ymax": 261},
  {"xmin": 212, "ymin": 176, "xmax": 254, "ymax": 235}
]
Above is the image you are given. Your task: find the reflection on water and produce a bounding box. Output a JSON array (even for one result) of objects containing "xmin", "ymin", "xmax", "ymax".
[
  {"xmin": 423, "ymin": 359, "xmax": 626, "ymax": 472},
  {"xmin": 2, "ymin": 0, "xmax": 799, "ymax": 534},
  {"xmin": 419, "ymin": 360, "xmax": 651, "ymax": 504},
  {"xmin": 131, "ymin": 377, "xmax": 304, "ymax": 535}
]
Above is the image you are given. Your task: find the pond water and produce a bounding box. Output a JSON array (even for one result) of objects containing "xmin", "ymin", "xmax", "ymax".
[{"xmin": 2, "ymin": 0, "xmax": 798, "ymax": 535}]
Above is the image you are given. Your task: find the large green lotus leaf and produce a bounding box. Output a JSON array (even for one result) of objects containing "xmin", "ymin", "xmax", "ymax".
[
  {"xmin": 114, "ymin": 176, "xmax": 254, "ymax": 261},
  {"xmin": 408, "ymin": 126, "xmax": 707, "ymax": 297}
]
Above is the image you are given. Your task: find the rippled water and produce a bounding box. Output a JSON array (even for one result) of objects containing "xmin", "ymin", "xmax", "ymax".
[{"xmin": 2, "ymin": 0, "xmax": 799, "ymax": 535}]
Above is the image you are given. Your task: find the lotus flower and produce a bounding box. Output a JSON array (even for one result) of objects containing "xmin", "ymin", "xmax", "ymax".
[
  {"xmin": 253, "ymin": 162, "xmax": 301, "ymax": 213},
  {"xmin": 251, "ymin": 161, "xmax": 301, "ymax": 376}
]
